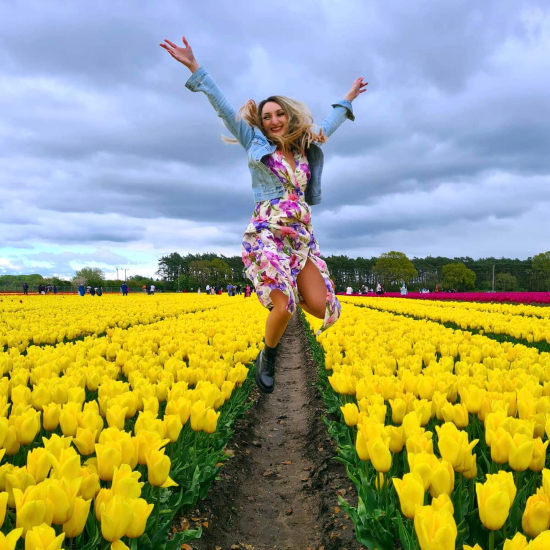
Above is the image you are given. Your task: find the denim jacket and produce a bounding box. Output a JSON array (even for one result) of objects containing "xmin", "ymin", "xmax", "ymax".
[{"xmin": 185, "ymin": 67, "xmax": 354, "ymax": 205}]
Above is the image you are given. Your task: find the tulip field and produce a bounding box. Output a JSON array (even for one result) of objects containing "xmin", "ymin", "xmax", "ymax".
[
  {"xmin": 302, "ymin": 296, "xmax": 550, "ymax": 550},
  {"xmin": 0, "ymin": 294, "xmax": 264, "ymax": 550}
]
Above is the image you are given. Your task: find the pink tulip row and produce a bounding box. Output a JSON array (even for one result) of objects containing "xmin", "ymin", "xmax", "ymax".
[{"xmin": 337, "ymin": 292, "xmax": 550, "ymax": 304}]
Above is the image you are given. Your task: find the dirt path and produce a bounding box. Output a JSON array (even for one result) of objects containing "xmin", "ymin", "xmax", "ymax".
[{"xmin": 179, "ymin": 315, "xmax": 364, "ymax": 550}]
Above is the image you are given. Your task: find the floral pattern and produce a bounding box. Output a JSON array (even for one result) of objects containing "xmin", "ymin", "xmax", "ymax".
[{"xmin": 241, "ymin": 149, "xmax": 341, "ymax": 334}]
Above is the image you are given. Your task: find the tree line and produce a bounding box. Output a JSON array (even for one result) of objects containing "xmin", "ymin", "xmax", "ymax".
[
  {"xmin": 156, "ymin": 251, "xmax": 550, "ymax": 292},
  {"xmin": 2, "ymin": 251, "xmax": 548, "ymax": 293}
]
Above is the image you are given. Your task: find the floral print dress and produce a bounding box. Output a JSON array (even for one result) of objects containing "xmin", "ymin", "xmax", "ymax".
[{"xmin": 241, "ymin": 149, "xmax": 341, "ymax": 334}]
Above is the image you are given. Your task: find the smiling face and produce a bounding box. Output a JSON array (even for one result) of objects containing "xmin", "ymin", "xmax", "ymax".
[{"xmin": 261, "ymin": 101, "xmax": 289, "ymax": 138}]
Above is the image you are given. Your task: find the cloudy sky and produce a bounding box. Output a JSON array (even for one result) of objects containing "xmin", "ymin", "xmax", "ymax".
[{"xmin": 1, "ymin": 0, "xmax": 549, "ymax": 279}]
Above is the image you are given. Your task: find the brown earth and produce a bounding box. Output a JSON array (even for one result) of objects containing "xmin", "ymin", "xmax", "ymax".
[{"xmin": 177, "ymin": 314, "xmax": 365, "ymax": 550}]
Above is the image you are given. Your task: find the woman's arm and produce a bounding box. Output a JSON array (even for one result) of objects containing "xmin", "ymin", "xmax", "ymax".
[
  {"xmin": 160, "ymin": 36, "xmax": 254, "ymax": 149},
  {"xmin": 318, "ymin": 76, "xmax": 368, "ymax": 140}
]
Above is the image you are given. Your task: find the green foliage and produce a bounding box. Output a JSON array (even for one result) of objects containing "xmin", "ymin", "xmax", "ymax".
[
  {"xmin": 373, "ymin": 251, "xmax": 418, "ymax": 288},
  {"xmin": 495, "ymin": 272, "xmax": 518, "ymax": 291},
  {"xmin": 441, "ymin": 262, "xmax": 476, "ymax": 291},
  {"xmin": 532, "ymin": 251, "xmax": 550, "ymax": 289},
  {"xmin": 73, "ymin": 267, "xmax": 105, "ymax": 287}
]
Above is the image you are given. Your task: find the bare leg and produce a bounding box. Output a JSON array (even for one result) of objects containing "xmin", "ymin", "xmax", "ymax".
[
  {"xmin": 264, "ymin": 289, "xmax": 292, "ymax": 347},
  {"xmin": 296, "ymin": 259, "xmax": 326, "ymax": 319}
]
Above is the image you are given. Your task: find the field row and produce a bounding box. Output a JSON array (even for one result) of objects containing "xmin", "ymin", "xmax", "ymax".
[
  {"xmin": 340, "ymin": 296, "xmax": 550, "ymax": 346},
  {"xmin": 304, "ymin": 300, "xmax": 550, "ymax": 549},
  {"xmin": 0, "ymin": 294, "xmax": 234, "ymax": 352},
  {"xmin": 0, "ymin": 295, "xmax": 266, "ymax": 549}
]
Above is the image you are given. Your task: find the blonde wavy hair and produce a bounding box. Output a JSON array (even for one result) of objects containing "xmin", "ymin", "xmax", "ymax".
[{"xmin": 222, "ymin": 95, "xmax": 327, "ymax": 152}]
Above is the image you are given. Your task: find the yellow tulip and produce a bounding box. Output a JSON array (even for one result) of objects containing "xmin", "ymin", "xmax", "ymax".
[
  {"xmin": 431, "ymin": 493, "xmax": 453, "ymax": 515},
  {"xmin": 488, "ymin": 427, "xmax": 512, "ymax": 465},
  {"xmin": 414, "ymin": 504, "xmax": 457, "ymax": 550},
  {"xmin": 502, "ymin": 532, "xmax": 528, "ymax": 550},
  {"xmin": 367, "ymin": 437, "xmax": 392, "ymax": 473},
  {"xmin": 530, "ymin": 438, "xmax": 549, "ymax": 472},
  {"xmin": 63, "ymin": 497, "xmax": 91, "ymax": 538},
  {"xmin": 100, "ymin": 495, "xmax": 133, "ymax": 542},
  {"xmin": 95, "ymin": 443, "xmax": 122, "ymax": 481},
  {"xmin": 24, "ymin": 524, "xmax": 65, "ymax": 550},
  {"xmin": 59, "ymin": 405, "xmax": 79, "ymax": 438},
  {"xmin": 79, "ymin": 467, "xmax": 100, "ymax": 500},
  {"xmin": 355, "ymin": 430, "xmax": 369, "ymax": 461},
  {"xmin": 0, "ymin": 528, "xmax": 23, "ymax": 550},
  {"xmin": 340, "ymin": 403, "xmax": 359, "ymax": 426},
  {"xmin": 72, "ymin": 428, "xmax": 97, "ymax": 456},
  {"xmin": 476, "ymin": 478, "xmax": 512, "ymax": 530},
  {"xmin": 135, "ymin": 431, "xmax": 168, "ymax": 466},
  {"xmin": 429, "ymin": 460, "xmax": 455, "ymax": 498},
  {"xmin": 393, "ymin": 472, "xmax": 425, "ymax": 519},
  {"xmin": 509, "ymin": 433, "xmax": 535, "ymax": 472},
  {"xmin": 13, "ymin": 488, "xmax": 54, "ymax": 536},
  {"xmin": 384, "ymin": 425, "xmax": 404, "ymax": 453},
  {"xmin": 94, "ymin": 488, "xmax": 112, "ymax": 521},
  {"xmin": 528, "ymin": 530, "xmax": 550, "ymax": 550},
  {"xmin": 106, "ymin": 404, "xmax": 128, "ymax": 431},
  {"xmin": 111, "ymin": 464, "xmax": 143, "ymax": 499},
  {"xmin": 26, "ymin": 448, "xmax": 52, "ymax": 484},
  {"xmin": 521, "ymin": 487, "xmax": 550, "ymax": 538},
  {"xmin": 408, "ymin": 452, "xmax": 438, "ymax": 492},
  {"xmin": 163, "ymin": 415, "xmax": 183, "ymax": 442},
  {"xmin": 190, "ymin": 400, "xmax": 207, "ymax": 431},
  {"xmin": 42, "ymin": 404, "xmax": 61, "ymax": 432},
  {"xmin": 389, "ymin": 398, "xmax": 407, "ymax": 424},
  {"xmin": 111, "ymin": 540, "xmax": 130, "ymax": 550},
  {"xmin": 145, "ymin": 450, "xmax": 177, "ymax": 487},
  {"xmin": 203, "ymin": 408, "xmax": 220, "ymax": 434},
  {"xmin": 125, "ymin": 498, "xmax": 154, "ymax": 538},
  {"xmin": 0, "ymin": 492, "xmax": 7, "ymax": 529}
]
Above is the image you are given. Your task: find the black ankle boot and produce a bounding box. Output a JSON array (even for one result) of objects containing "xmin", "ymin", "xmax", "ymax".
[{"xmin": 255, "ymin": 343, "xmax": 277, "ymax": 393}]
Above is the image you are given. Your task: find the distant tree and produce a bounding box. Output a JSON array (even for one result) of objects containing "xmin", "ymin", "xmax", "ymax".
[
  {"xmin": 373, "ymin": 251, "xmax": 418, "ymax": 287},
  {"xmin": 495, "ymin": 273, "xmax": 519, "ymax": 291},
  {"xmin": 441, "ymin": 263, "xmax": 476, "ymax": 291},
  {"xmin": 210, "ymin": 258, "xmax": 232, "ymax": 282},
  {"xmin": 73, "ymin": 267, "xmax": 105, "ymax": 287},
  {"xmin": 533, "ymin": 251, "xmax": 550, "ymax": 290}
]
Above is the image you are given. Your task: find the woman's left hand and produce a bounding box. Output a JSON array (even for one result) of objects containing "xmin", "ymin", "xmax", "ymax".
[{"xmin": 344, "ymin": 77, "xmax": 368, "ymax": 102}]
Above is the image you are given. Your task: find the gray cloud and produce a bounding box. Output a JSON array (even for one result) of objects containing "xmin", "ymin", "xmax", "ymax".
[{"xmin": 1, "ymin": 0, "xmax": 549, "ymax": 277}]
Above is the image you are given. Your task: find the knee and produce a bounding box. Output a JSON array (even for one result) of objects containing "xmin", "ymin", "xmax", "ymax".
[{"xmin": 272, "ymin": 300, "xmax": 292, "ymax": 318}]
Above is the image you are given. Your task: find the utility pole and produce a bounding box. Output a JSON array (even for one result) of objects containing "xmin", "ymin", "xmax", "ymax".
[
  {"xmin": 116, "ymin": 267, "xmax": 119, "ymax": 281},
  {"xmin": 492, "ymin": 264, "xmax": 495, "ymax": 292},
  {"xmin": 177, "ymin": 266, "xmax": 181, "ymax": 292},
  {"xmin": 124, "ymin": 269, "xmax": 128, "ymax": 282}
]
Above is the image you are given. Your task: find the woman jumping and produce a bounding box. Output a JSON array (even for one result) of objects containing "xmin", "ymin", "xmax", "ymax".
[{"xmin": 160, "ymin": 36, "xmax": 367, "ymax": 394}]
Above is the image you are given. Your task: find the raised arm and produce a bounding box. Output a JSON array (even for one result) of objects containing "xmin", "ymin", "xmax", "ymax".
[
  {"xmin": 318, "ymin": 77, "xmax": 368, "ymax": 140},
  {"xmin": 160, "ymin": 36, "xmax": 254, "ymax": 149}
]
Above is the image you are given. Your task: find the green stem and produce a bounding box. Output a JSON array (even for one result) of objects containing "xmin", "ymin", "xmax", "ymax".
[
  {"xmin": 156, "ymin": 486, "xmax": 161, "ymax": 530},
  {"xmin": 383, "ymin": 473, "xmax": 389, "ymax": 528},
  {"xmin": 489, "ymin": 530, "xmax": 495, "ymax": 550},
  {"xmin": 469, "ymin": 477, "xmax": 475, "ymax": 513},
  {"xmin": 503, "ymin": 521, "xmax": 507, "ymax": 545},
  {"xmin": 457, "ymin": 474, "xmax": 463, "ymax": 521}
]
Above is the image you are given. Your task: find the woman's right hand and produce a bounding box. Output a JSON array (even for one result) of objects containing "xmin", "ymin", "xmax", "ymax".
[{"xmin": 160, "ymin": 36, "xmax": 200, "ymax": 73}]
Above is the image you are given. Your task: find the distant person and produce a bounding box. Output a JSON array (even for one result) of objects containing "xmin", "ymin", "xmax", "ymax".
[
  {"xmin": 400, "ymin": 283, "xmax": 408, "ymax": 296},
  {"xmin": 90, "ymin": 287, "xmax": 96, "ymax": 296},
  {"xmin": 120, "ymin": 283, "xmax": 128, "ymax": 296},
  {"xmin": 22, "ymin": 282, "xmax": 29, "ymax": 295},
  {"xmin": 142, "ymin": 284, "xmax": 147, "ymax": 294},
  {"xmin": 236, "ymin": 284, "xmax": 242, "ymax": 295},
  {"xmin": 53, "ymin": 285, "xmax": 58, "ymax": 294},
  {"xmin": 346, "ymin": 286, "xmax": 353, "ymax": 295},
  {"xmin": 78, "ymin": 284, "xmax": 85, "ymax": 296},
  {"xmin": 376, "ymin": 283, "xmax": 382, "ymax": 295},
  {"xmin": 198, "ymin": 287, "xmax": 201, "ymax": 295},
  {"xmin": 205, "ymin": 284, "xmax": 210, "ymax": 294},
  {"xmin": 96, "ymin": 287, "xmax": 102, "ymax": 296},
  {"xmin": 245, "ymin": 285, "xmax": 251, "ymax": 298},
  {"xmin": 150, "ymin": 284, "xmax": 155, "ymax": 295}
]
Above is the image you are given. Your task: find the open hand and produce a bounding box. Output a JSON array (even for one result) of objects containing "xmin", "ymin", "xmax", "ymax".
[
  {"xmin": 159, "ymin": 36, "xmax": 199, "ymax": 72},
  {"xmin": 344, "ymin": 77, "xmax": 368, "ymax": 102}
]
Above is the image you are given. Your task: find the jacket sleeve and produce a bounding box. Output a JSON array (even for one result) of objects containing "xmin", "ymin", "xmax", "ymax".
[
  {"xmin": 317, "ymin": 99, "xmax": 355, "ymax": 142},
  {"xmin": 185, "ymin": 67, "xmax": 254, "ymax": 150}
]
